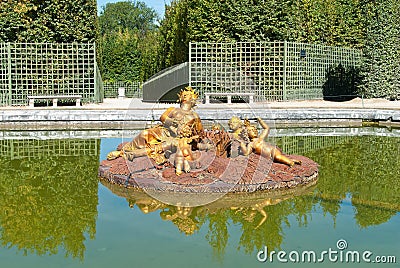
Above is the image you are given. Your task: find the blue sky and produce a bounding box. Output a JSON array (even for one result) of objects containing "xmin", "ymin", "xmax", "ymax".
[{"xmin": 97, "ymin": 0, "xmax": 172, "ymax": 17}]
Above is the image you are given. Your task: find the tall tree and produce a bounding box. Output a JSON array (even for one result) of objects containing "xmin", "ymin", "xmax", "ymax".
[
  {"xmin": 157, "ymin": 0, "xmax": 191, "ymax": 69},
  {"xmin": 98, "ymin": 0, "xmax": 157, "ymax": 37},
  {"xmin": 98, "ymin": 0, "xmax": 158, "ymax": 82}
]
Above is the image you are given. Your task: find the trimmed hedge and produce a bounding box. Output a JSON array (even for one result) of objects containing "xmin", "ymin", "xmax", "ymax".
[
  {"xmin": 0, "ymin": 0, "xmax": 97, "ymax": 42},
  {"xmin": 158, "ymin": 0, "xmax": 400, "ymax": 100},
  {"xmin": 97, "ymin": 1, "xmax": 158, "ymax": 82},
  {"xmin": 360, "ymin": 0, "xmax": 400, "ymax": 100}
]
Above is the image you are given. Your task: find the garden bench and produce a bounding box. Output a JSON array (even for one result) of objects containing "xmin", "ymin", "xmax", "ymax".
[
  {"xmin": 28, "ymin": 95, "xmax": 82, "ymax": 107},
  {"xmin": 204, "ymin": 92, "xmax": 255, "ymax": 104}
]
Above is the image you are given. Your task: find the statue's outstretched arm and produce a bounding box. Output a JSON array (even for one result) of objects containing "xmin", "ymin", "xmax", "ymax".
[{"xmin": 257, "ymin": 118, "xmax": 270, "ymax": 140}]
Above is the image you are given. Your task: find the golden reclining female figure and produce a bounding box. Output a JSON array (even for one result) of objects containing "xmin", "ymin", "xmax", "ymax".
[{"xmin": 107, "ymin": 86, "xmax": 207, "ymax": 175}]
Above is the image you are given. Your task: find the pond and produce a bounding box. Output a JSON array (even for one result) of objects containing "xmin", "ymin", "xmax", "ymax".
[{"xmin": 0, "ymin": 127, "xmax": 399, "ymax": 268}]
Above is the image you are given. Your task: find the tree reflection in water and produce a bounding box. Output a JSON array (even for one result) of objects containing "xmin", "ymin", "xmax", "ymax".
[
  {"xmin": 0, "ymin": 134, "xmax": 398, "ymax": 261},
  {"xmin": 101, "ymin": 134, "xmax": 400, "ymax": 260},
  {"xmin": 0, "ymin": 139, "xmax": 100, "ymax": 260},
  {"xmin": 306, "ymin": 136, "xmax": 400, "ymax": 226}
]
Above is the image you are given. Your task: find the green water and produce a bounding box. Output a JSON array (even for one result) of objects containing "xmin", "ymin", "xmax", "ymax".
[{"xmin": 0, "ymin": 129, "xmax": 399, "ymax": 267}]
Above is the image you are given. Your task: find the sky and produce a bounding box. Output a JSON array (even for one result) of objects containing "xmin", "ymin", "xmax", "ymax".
[{"xmin": 97, "ymin": 0, "xmax": 172, "ymax": 17}]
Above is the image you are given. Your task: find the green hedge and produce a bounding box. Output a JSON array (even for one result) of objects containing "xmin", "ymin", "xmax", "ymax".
[
  {"xmin": 360, "ymin": 0, "xmax": 400, "ymax": 100},
  {"xmin": 97, "ymin": 1, "xmax": 158, "ymax": 82},
  {"xmin": 0, "ymin": 0, "xmax": 97, "ymax": 42},
  {"xmin": 158, "ymin": 0, "xmax": 367, "ymax": 67},
  {"xmin": 158, "ymin": 0, "xmax": 400, "ymax": 100}
]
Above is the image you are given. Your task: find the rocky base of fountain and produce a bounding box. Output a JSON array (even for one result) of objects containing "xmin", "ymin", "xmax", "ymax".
[{"xmin": 98, "ymin": 151, "xmax": 318, "ymax": 193}]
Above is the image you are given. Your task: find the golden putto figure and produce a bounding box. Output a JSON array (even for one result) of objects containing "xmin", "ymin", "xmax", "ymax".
[{"xmin": 239, "ymin": 118, "xmax": 302, "ymax": 167}]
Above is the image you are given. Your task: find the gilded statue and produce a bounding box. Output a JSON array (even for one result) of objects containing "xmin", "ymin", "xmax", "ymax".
[
  {"xmin": 239, "ymin": 118, "xmax": 302, "ymax": 167},
  {"xmin": 160, "ymin": 87, "xmax": 206, "ymax": 175},
  {"xmin": 106, "ymin": 124, "xmax": 173, "ymax": 164},
  {"xmin": 107, "ymin": 87, "xmax": 302, "ymax": 177},
  {"xmin": 160, "ymin": 86, "xmax": 204, "ymax": 138},
  {"xmin": 174, "ymin": 123, "xmax": 201, "ymax": 175},
  {"xmin": 228, "ymin": 116, "xmax": 246, "ymax": 140},
  {"xmin": 107, "ymin": 86, "xmax": 209, "ymax": 175}
]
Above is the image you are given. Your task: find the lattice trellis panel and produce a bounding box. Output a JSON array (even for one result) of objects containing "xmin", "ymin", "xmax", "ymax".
[
  {"xmin": 284, "ymin": 43, "xmax": 363, "ymax": 100},
  {"xmin": 189, "ymin": 41, "xmax": 361, "ymax": 102},
  {"xmin": 0, "ymin": 43, "xmax": 9, "ymax": 105},
  {"xmin": 190, "ymin": 42, "xmax": 285, "ymax": 102},
  {"xmin": 0, "ymin": 43, "xmax": 102, "ymax": 106},
  {"xmin": 0, "ymin": 139, "xmax": 99, "ymax": 160},
  {"xmin": 103, "ymin": 81, "xmax": 142, "ymax": 98}
]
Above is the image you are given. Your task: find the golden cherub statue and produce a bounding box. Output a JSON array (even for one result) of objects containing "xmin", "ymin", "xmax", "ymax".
[{"xmin": 239, "ymin": 118, "xmax": 302, "ymax": 167}]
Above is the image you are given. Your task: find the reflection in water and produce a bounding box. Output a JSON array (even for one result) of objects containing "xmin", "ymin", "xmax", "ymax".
[
  {"xmin": 0, "ymin": 132, "xmax": 399, "ymax": 263},
  {"xmin": 0, "ymin": 139, "xmax": 100, "ymax": 260},
  {"xmin": 101, "ymin": 179, "xmax": 317, "ymax": 259},
  {"xmin": 304, "ymin": 135, "xmax": 400, "ymax": 227},
  {"xmin": 101, "ymin": 133, "xmax": 400, "ymax": 260}
]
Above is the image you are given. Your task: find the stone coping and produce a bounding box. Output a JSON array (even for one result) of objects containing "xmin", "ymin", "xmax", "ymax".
[
  {"xmin": 2, "ymin": 126, "xmax": 400, "ymax": 140},
  {"xmin": 0, "ymin": 98, "xmax": 399, "ymax": 129},
  {"xmin": 0, "ymin": 107, "xmax": 398, "ymax": 125}
]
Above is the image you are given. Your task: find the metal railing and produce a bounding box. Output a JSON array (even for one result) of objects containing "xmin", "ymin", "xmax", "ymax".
[{"xmin": 103, "ymin": 81, "xmax": 142, "ymax": 98}]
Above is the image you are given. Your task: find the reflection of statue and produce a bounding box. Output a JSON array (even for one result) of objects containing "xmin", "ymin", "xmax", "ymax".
[
  {"xmin": 240, "ymin": 118, "xmax": 302, "ymax": 167},
  {"xmin": 159, "ymin": 206, "xmax": 200, "ymax": 235},
  {"xmin": 100, "ymin": 176, "xmax": 312, "ymax": 255},
  {"xmin": 231, "ymin": 198, "xmax": 284, "ymax": 229},
  {"xmin": 129, "ymin": 198, "xmax": 167, "ymax": 214}
]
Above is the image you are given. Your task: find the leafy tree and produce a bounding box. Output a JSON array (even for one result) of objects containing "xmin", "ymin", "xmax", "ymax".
[
  {"xmin": 139, "ymin": 30, "xmax": 162, "ymax": 80},
  {"xmin": 98, "ymin": 0, "xmax": 158, "ymax": 82},
  {"xmin": 0, "ymin": 0, "xmax": 97, "ymax": 42},
  {"xmin": 98, "ymin": 0, "xmax": 157, "ymax": 36},
  {"xmin": 156, "ymin": 0, "xmax": 191, "ymax": 69}
]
